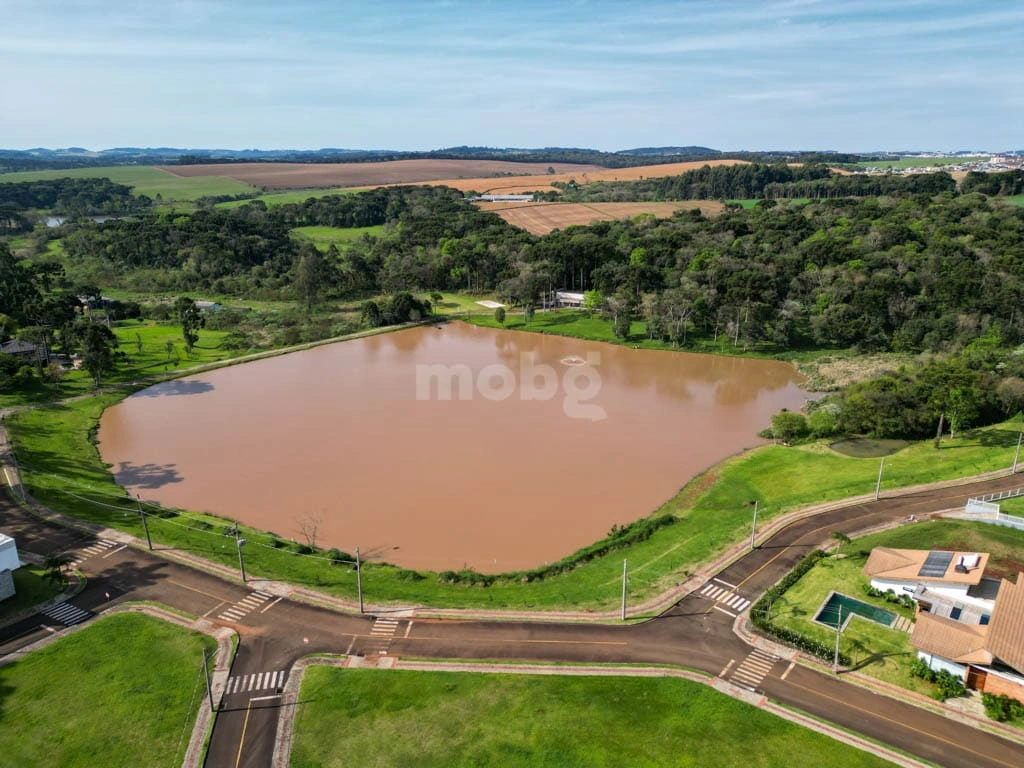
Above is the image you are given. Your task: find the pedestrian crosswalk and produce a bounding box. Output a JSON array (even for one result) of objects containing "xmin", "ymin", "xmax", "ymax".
[
  {"xmin": 369, "ymin": 616, "xmax": 402, "ymax": 655},
  {"xmin": 41, "ymin": 601, "xmax": 91, "ymax": 626},
  {"xmin": 217, "ymin": 591, "xmax": 273, "ymax": 623},
  {"xmin": 729, "ymin": 649, "xmax": 778, "ymax": 690},
  {"xmin": 69, "ymin": 539, "xmax": 119, "ymax": 568},
  {"xmin": 698, "ymin": 579, "xmax": 751, "ymax": 614},
  {"xmin": 224, "ymin": 670, "xmax": 287, "ymax": 696}
]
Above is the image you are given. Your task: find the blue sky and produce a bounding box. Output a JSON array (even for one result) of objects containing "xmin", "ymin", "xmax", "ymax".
[{"xmin": 4, "ymin": 0, "xmax": 1022, "ymax": 152}]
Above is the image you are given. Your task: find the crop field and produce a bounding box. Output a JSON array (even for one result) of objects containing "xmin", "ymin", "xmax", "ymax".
[
  {"xmin": 218, "ymin": 187, "xmax": 365, "ymax": 208},
  {"xmin": 428, "ymin": 158, "xmax": 750, "ymax": 194},
  {"xmin": 161, "ymin": 159, "xmax": 604, "ymax": 190},
  {"xmin": 0, "ymin": 165, "xmax": 255, "ymax": 201},
  {"xmin": 848, "ymin": 156, "xmax": 988, "ymax": 170},
  {"xmin": 479, "ymin": 200, "xmax": 724, "ymax": 235},
  {"xmin": 163, "ymin": 158, "xmax": 750, "ymax": 194}
]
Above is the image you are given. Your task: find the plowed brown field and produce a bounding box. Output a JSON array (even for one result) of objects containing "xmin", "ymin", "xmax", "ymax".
[
  {"xmin": 161, "ymin": 160, "xmax": 603, "ymax": 190},
  {"xmin": 478, "ymin": 201, "xmax": 725, "ymax": 235},
  {"xmin": 161, "ymin": 158, "xmax": 749, "ymax": 193}
]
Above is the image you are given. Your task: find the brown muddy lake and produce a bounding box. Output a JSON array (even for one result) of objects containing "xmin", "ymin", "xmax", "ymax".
[{"xmin": 98, "ymin": 323, "xmax": 810, "ymax": 572}]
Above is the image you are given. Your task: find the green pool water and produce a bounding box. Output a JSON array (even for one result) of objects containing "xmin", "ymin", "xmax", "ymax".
[{"xmin": 815, "ymin": 592, "xmax": 896, "ymax": 629}]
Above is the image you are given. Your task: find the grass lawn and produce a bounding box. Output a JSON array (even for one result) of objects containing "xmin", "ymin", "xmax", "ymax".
[
  {"xmin": 1003, "ymin": 195, "xmax": 1024, "ymax": 208},
  {"xmin": 0, "ymin": 165, "xmax": 255, "ymax": 202},
  {"xmin": 291, "ymin": 224, "xmax": 384, "ymax": 249},
  {"xmin": 764, "ymin": 521, "xmax": 1024, "ymax": 694},
  {"xmin": 0, "ymin": 321, "xmax": 237, "ymax": 409},
  {"xmin": 0, "ymin": 612, "xmax": 215, "ymax": 768},
  {"xmin": 0, "ymin": 568, "xmax": 61, "ymax": 621},
  {"xmin": 291, "ymin": 668, "xmax": 893, "ymax": 768}
]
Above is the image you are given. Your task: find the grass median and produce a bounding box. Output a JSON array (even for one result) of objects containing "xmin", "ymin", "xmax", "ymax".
[
  {"xmin": 0, "ymin": 612, "xmax": 215, "ymax": 768},
  {"xmin": 290, "ymin": 667, "xmax": 894, "ymax": 768}
]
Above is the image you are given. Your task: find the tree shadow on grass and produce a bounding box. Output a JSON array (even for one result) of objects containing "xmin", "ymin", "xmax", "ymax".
[{"xmin": 848, "ymin": 649, "xmax": 912, "ymax": 673}]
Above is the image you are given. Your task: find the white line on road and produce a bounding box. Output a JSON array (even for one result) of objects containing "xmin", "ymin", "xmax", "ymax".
[
  {"xmin": 719, "ymin": 659, "xmax": 735, "ymax": 677},
  {"xmin": 713, "ymin": 605, "xmax": 738, "ymax": 618},
  {"xmin": 781, "ymin": 661, "xmax": 795, "ymax": 680},
  {"xmin": 404, "ymin": 622, "xmax": 413, "ymax": 638},
  {"xmin": 713, "ymin": 578, "xmax": 739, "ymax": 590},
  {"xmin": 250, "ymin": 694, "xmax": 281, "ymax": 703},
  {"xmin": 259, "ymin": 596, "xmax": 284, "ymax": 614},
  {"xmin": 101, "ymin": 544, "xmax": 128, "ymax": 559}
]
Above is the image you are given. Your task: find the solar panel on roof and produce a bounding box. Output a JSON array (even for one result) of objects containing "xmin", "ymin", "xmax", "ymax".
[{"xmin": 918, "ymin": 551, "xmax": 954, "ymax": 578}]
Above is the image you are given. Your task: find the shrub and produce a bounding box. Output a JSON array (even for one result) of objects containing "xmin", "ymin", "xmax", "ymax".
[
  {"xmin": 771, "ymin": 410, "xmax": 808, "ymax": 442},
  {"xmin": 982, "ymin": 693, "xmax": 1024, "ymax": 722}
]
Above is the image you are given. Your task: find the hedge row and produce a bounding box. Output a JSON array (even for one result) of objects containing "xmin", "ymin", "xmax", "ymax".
[{"xmin": 749, "ymin": 549, "xmax": 852, "ymax": 666}]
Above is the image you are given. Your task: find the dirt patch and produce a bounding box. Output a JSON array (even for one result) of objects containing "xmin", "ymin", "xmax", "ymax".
[
  {"xmin": 160, "ymin": 160, "xmax": 604, "ymax": 190},
  {"xmin": 483, "ymin": 201, "xmax": 725, "ymax": 235},
  {"xmin": 797, "ymin": 353, "xmax": 911, "ymax": 392}
]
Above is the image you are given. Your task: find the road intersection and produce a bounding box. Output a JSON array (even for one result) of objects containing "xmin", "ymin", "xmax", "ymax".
[{"xmin": 3, "ymin": 472, "xmax": 1024, "ymax": 767}]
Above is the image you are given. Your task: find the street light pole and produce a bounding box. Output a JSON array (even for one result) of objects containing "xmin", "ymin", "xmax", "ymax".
[
  {"xmin": 875, "ymin": 458, "xmax": 885, "ymax": 500},
  {"xmin": 833, "ymin": 606, "xmax": 843, "ymax": 674},
  {"xmin": 201, "ymin": 650, "xmax": 215, "ymax": 712},
  {"xmin": 137, "ymin": 495, "xmax": 152, "ymax": 550},
  {"xmin": 1013, "ymin": 430, "xmax": 1022, "ymax": 474},
  {"xmin": 236, "ymin": 537, "xmax": 247, "ymax": 583},
  {"xmin": 355, "ymin": 547, "xmax": 363, "ymax": 614},
  {"xmin": 621, "ymin": 559, "xmax": 628, "ymax": 621},
  {"xmin": 750, "ymin": 500, "xmax": 759, "ymax": 550}
]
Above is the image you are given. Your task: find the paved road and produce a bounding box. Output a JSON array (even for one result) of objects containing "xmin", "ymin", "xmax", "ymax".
[{"xmin": 3, "ymin": 471, "xmax": 1023, "ymax": 768}]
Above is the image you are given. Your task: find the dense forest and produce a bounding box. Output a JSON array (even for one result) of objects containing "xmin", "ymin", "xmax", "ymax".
[
  {"xmin": 4, "ymin": 167, "xmax": 1024, "ymax": 439},
  {"xmin": 0, "ymin": 178, "xmax": 150, "ymax": 232}
]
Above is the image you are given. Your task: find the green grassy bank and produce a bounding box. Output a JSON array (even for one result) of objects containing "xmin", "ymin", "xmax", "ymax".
[
  {"xmin": 0, "ymin": 613, "xmax": 215, "ymax": 768},
  {"xmin": 291, "ymin": 668, "xmax": 894, "ymax": 768},
  {"xmin": 7, "ymin": 381, "xmax": 1020, "ymax": 611},
  {"xmin": 0, "ymin": 165, "xmax": 255, "ymax": 202}
]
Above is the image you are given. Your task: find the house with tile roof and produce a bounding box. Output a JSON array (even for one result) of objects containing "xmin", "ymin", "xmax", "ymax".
[
  {"xmin": 911, "ymin": 574, "xmax": 1024, "ymax": 703},
  {"xmin": 863, "ymin": 547, "xmax": 997, "ymax": 618}
]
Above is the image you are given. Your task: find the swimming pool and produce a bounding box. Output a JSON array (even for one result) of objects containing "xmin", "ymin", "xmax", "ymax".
[{"xmin": 814, "ymin": 591, "xmax": 896, "ymax": 629}]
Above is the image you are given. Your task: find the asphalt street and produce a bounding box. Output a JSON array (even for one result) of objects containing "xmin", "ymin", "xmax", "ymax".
[{"xmin": 2, "ymin": 471, "xmax": 1024, "ymax": 768}]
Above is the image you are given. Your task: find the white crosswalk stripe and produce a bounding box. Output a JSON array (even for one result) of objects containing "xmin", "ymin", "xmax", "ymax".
[
  {"xmin": 40, "ymin": 601, "xmax": 91, "ymax": 626},
  {"xmin": 698, "ymin": 581, "xmax": 751, "ymax": 612},
  {"xmin": 68, "ymin": 539, "xmax": 119, "ymax": 568},
  {"xmin": 225, "ymin": 670, "xmax": 287, "ymax": 696},
  {"xmin": 217, "ymin": 591, "xmax": 273, "ymax": 623},
  {"xmin": 728, "ymin": 649, "xmax": 778, "ymax": 690},
  {"xmin": 369, "ymin": 617, "xmax": 403, "ymax": 654}
]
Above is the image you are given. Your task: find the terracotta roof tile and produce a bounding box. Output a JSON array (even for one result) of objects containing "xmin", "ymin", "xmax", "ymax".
[
  {"xmin": 910, "ymin": 613, "xmax": 992, "ymax": 665},
  {"xmin": 986, "ymin": 574, "xmax": 1024, "ymax": 674},
  {"xmin": 862, "ymin": 548, "xmax": 988, "ymax": 585}
]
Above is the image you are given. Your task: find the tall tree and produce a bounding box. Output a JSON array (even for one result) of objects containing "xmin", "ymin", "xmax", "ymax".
[
  {"xmin": 175, "ymin": 296, "xmax": 205, "ymax": 354},
  {"xmin": 294, "ymin": 244, "xmax": 332, "ymax": 312},
  {"xmin": 78, "ymin": 321, "xmax": 118, "ymax": 387}
]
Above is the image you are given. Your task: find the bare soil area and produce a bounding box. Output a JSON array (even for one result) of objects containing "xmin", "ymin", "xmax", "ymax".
[{"xmin": 482, "ymin": 201, "xmax": 725, "ymax": 235}]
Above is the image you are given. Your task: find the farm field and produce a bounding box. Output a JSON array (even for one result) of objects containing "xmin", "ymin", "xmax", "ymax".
[
  {"xmin": 290, "ymin": 668, "xmax": 894, "ymax": 768},
  {"xmin": 479, "ymin": 200, "xmax": 723, "ymax": 235},
  {"xmin": 162, "ymin": 159, "xmax": 603, "ymax": 190},
  {"xmin": 218, "ymin": 187, "xmax": 365, "ymax": 208},
  {"xmin": 0, "ymin": 165, "xmax": 255, "ymax": 201},
  {"xmin": 0, "ymin": 613, "xmax": 215, "ymax": 768},
  {"xmin": 427, "ymin": 158, "xmax": 750, "ymax": 194},
  {"xmin": 163, "ymin": 158, "xmax": 750, "ymax": 194},
  {"xmin": 848, "ymin": 155, "xmax": 988, "ymax": 169}
]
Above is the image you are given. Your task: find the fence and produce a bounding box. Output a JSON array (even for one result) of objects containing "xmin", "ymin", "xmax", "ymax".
[{"xmin": 963, "ymin": 487, "xmax": 1024, "ymax": 531}]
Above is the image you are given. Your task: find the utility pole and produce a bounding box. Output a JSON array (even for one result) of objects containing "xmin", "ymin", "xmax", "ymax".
[
  {"xmin": 833, "ymin": 606, "xmax": 843, "ymax": 674},
  {"xmin": 355, "ymin": 547, "xmax": 363, "ymax": 614},
  {"xmin": 236, "ymin": 537, "xmax": 247, "ymax": 583},
  {"xmin": 1013, "ymin": 430, "xmax": 1022, "ymax": 474},
  {"xmin": 750, "ymin": 500, "xmax": 759, "ymax": 550},
  {"xmin": 202, "ymin": 650, "xmax": 215, "ymax": 712},
  {"xmin": 621, "ymin": 559, "xmax": 628, "ymax": 621},
  {"xmin": 8, "ymin": 447, "xmax": 26, "ymax": 502},
  {"xmin": 875, "ymin": 458, "xmax": 885, "ymax": 501},
  {"xmin": 137, "ymin": 495, "xmax": 152, "ymax": 550}
]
